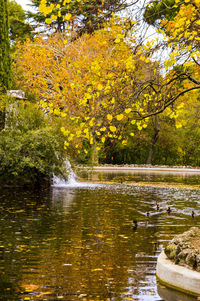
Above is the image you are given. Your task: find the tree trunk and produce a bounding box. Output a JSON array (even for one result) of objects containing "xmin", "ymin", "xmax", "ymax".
[
  {"xmin": 146, "ymin": 117, "xmax": 159, "ymax": 165},
  {"xmin": 91, "ymin": 136, "xmax": 99, "ymax": 165}
]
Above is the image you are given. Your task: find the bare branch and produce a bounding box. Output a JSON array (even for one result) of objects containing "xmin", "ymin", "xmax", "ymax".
[{"xmin": 138, "ymin": 85, "xmax": 200, "ymax": 120}]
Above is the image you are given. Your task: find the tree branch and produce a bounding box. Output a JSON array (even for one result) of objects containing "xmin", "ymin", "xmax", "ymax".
[{"xmin": 138, "ymin": 85, "xmax": 200, "ymax": 120}]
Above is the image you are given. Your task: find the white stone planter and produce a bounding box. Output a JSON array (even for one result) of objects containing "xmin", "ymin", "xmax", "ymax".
[{"xmin": 156, "ymin": 251, "xmax": 200, "ymax": 297}]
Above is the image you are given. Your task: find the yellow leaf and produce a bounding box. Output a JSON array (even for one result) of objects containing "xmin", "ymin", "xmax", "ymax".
[
  {"xmin": 51, "ymin": 14, "xmax": 57, "ymax": 21},
  {"xmin": 64, "ymin": 0, "xmax": 71, "ymax": 3},
  {"xmin": 45, "ymin": 18, "xmax": 52, "ymax": 25},
  {"xmin": 122, "ymin": 140, "xmax": 127, "ymax": 145},
  {"xmin": 101, "ymin": 137, "xmax": 105, "ymax": 143},
  {"xmin": 54, "ymin": 108, "xmax": 60, "ymax": 116},
  {"xmin": 89, "ymin": 119, "xmax": 94, "ymax": 126},
  {"xmin": 22, "ymin": 284, "xmax": 39, "ymax": 291},
  {"xmin": 116, "ymin": 114, "xmax": 123, "ymax": 121},
  {"xmin": 115, "ymin": 38, "xmax": 121, "ymax": 43},
  {"xmin": 110, "ymin": 125, "xmax": 116, "ymax": 132},
  {"xmin": 125, "ymin": 108, "xmax": 131, "ymax": 114},
  {"xmin": 61, "ymin": 112, "xmax": 67, "ymax": 117},
  {"xmin": 97, "ymin": 83, "xmax": 103, "ymax": 90},
  {"xmin": 65, "ymin": 13, "xmax": 72, "ymax": 21},
  {"xmin": 107, "ymin": 114, "xmax": 113, "ymax": 121}
]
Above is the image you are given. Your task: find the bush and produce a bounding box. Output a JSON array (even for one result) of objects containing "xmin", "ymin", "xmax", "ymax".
[{"xmin": 0, "ymin": 101, "xmax": 66, "ymax": 188}]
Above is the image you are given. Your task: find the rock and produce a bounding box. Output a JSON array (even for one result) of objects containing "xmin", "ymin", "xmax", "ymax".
[
  {"xmin": 7, "ymin": 90, "xmax": 26, "ymax": 99},
  {"xmin": 165, "ymin": 243, "xmax": 178, "ymax": 259},
  {"xmin": 165, "ymin": 227, "xmax": 200, "ymax": 271},
  {"xmin": 196, "ymin": 255, "xmax": 200, "ymax": 272}
]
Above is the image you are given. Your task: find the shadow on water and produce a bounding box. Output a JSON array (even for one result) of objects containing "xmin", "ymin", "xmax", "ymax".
[{"xmin": 0, "ymin": 172, "xmax": 200, "ymax": 300}]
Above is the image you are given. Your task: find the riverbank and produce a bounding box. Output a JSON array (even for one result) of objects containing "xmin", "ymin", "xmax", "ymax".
[
  {"xmin": 84, "ymin": 165, "xmax": 200, "ymax": 173},
  {"xmin": 76, "ymin": 164, "xmax": 200, "ymax": 190}
]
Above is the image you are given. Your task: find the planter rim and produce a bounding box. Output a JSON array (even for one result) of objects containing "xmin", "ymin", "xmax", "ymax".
[{"xmin": 156, "ymin": 251, "xmax": 200, "ymax": 297}]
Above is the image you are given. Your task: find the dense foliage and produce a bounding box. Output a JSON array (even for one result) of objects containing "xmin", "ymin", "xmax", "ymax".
[{"xmin": 0, "ymin": 101, "xmax": 66, "ymax": 187}]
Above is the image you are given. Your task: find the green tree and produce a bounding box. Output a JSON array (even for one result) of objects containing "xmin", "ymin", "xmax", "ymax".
[
  {"xmin": 8, "ymin": 0, "xmax": 32, "ymax": 43},
  {"xmin": 143, "ymin": 0, "xmax": 178, "ymax": 27},
  {"xmin": 0, "ymin": 0, "xmax": 11, "ymax": 90}
]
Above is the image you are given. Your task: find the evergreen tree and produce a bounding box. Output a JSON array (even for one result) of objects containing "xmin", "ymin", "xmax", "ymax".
[
  {"xmin": 143, "ymin": 0, "xmax": 178, "ymax": 27},
  {"xmin": 0, "ymin": 0, "xmax": 11, "ymax": 90},
  {"xmin": 28, "ymin": 0, "xmax": 131, "ymax": 35},
  {"xmin": 8, "ymin": 0, "xmax": 32, "ymax": 43}
]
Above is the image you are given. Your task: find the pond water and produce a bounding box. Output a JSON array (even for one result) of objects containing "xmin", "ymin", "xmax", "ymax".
[
  {"xmin": 0, "ymin": 171, "xmax": 200, "ymax": 300},
  {"xmin": 78, "ymin": 169, "xmax": 200, "ymax": 186}
]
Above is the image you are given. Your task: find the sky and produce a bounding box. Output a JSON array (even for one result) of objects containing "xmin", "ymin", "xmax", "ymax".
[{"xmin": 15, "ymin": 0, "xmax": 32, "ymax": 10}]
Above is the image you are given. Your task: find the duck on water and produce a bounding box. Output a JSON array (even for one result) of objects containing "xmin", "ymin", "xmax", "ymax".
[{"xmin": 133, "ymin": 219, "xmax": 149, "ymax": 229}]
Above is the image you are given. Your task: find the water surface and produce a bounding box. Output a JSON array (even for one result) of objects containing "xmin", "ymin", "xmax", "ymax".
[
  {"xmin": 0, "ymin": 173, "xmax": 200, "ymax": 300},
  {"xmin": 78, "ymin": 169, "xmax": 200, "ymax": 186}
]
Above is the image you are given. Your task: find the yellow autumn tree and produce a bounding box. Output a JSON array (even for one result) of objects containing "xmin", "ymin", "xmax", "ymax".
[{"xmin": 15, "ymin": 17, "xmax": 162, "ymax": 162}]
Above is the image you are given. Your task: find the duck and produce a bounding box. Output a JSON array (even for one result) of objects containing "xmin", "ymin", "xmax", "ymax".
[
  {"xmin": 167, "ymin": 207, "xmax": 171, "ymax": 214},
  {"xmin": 133, "ymin": 219, "xmax": 148, "ymax": 229},
  {"xmin": 155, "ymin": 201, "xmax": 160, "ymax": 210},
  {"xmin": 146, "ymin": 211, "xmax": 150, "ymax": 217}
]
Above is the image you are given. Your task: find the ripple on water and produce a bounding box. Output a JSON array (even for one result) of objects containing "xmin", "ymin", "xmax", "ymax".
[{"xmin": 0, "ymin": 175, "xmax": 200, "ymax": 300}]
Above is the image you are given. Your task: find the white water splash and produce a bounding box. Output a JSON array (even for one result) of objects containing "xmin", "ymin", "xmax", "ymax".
[{"xmin": 53, "ymin": 159, "xmax": 100, "ymax": 188}]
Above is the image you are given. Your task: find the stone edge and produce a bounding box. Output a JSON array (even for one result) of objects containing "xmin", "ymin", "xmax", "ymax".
[{"xmin": 156, "ymin": 251, "xmax": 200, "ymax": 297}]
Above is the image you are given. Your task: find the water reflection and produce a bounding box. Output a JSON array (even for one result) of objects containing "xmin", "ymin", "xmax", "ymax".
[
  {"xmin": 0, "ymin": 178, "xmax": 200, "ymax": 300},
  {"xmin": 157, "ymin": 282, "xmax": 197, "ymax": 301},
  {"xmin": 78, "ymin": 169, "xmax": 200, "ymax": 186}
]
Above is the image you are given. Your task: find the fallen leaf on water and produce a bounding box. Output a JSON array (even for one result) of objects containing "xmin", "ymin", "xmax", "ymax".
[
  {"xmin": 38, "ymin": 291, "xmax": 52, "ymax": 296},
  {"xmin": 22, "ymin": 284, "xmax": 39, "ymax": 291}
]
